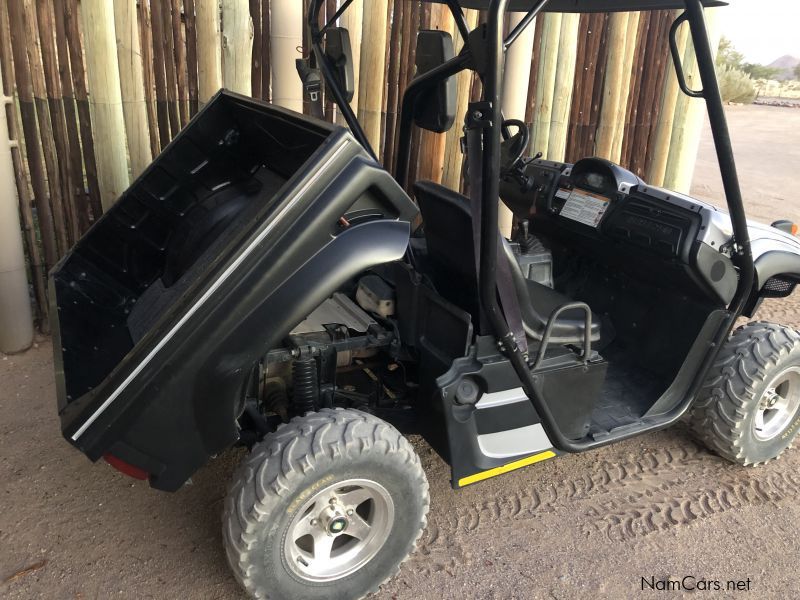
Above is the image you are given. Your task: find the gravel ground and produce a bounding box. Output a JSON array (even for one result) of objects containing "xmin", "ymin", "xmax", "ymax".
[{"xmin": 2, "ymin": 104, "xmax": 800, "ymax": 600}]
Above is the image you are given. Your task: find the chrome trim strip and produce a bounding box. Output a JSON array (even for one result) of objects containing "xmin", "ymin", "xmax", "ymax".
[
  {"xmin": 475, "ymin": 387, "xmax": 528, "ymax": 409},
  {"xmin": 477, "ymin": 424, "xmax": 552, "ymax": 459},
  {"xmin": 72, "ymin": 139, "xmax": 350, "ymax": 441}
]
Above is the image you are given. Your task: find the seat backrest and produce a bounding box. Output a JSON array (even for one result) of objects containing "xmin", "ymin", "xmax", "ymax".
[{"xmin": 414, "ymin": 180, "xmax": 484, "ymax": 330}]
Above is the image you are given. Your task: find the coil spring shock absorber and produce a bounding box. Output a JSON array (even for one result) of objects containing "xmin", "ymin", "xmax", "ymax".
[{"xmin": 291, "ymin": 356, "xmax": 319, "ymax": 415}]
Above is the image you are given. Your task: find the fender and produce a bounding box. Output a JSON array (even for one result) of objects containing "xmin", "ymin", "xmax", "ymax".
[
  {"xmin": 82, "ymin": 220, "xmax": 410, "ymax": 491},
  {"xmin": 754, "ymin": 250, "xmax": 800, "ymax": 289}
]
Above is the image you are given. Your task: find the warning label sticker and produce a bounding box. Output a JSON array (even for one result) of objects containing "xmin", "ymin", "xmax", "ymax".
[
  {"xmin": 555, "ymin": 187, "xmax": 571, "ymax": 200},
  {"xmin": 559, "ymin": 188, "xmax": 610, "ymax": 228}
]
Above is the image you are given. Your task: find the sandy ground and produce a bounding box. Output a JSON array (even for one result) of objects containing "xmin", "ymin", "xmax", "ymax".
[{"xmin": 2, "ymin": 104, "xmax": 800, "ymax": 600}]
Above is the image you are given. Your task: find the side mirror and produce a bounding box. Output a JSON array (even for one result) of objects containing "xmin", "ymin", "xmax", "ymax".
[
  {"xmin": 325, "ymin": 27, "xmax": 355, "ymax": 103},
  {"xmin": 413, "ymin": 30, "xmax": 456, "ymax": 133}
]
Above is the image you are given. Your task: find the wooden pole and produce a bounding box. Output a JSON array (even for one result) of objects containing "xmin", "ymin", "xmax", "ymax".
[
  {"xmin": 610, "ymin": 11, "xmax": 640, "ymax": 161},
  {"xmin": 23, "ymin": 0, "xmax": 70, "ymax": 254},
  {"xmin": 260, "ymin": 0, "xmax": 271, "ymax": 100},
  {"xmin": 6, "ymin": 0, "xmax": 59, "ymax": 267},
  {"xmin": 341, "ymin": 0, "xmax": 363, "ymax": 113},
  {"xmin": 594, "ymin": 12, "xmax": 630, "ymax": 161},
  {"xmin": 442, "ymin": 8, "xmax": 479, "ymax": 191},
  {"xmin": 583, "ymin": 13, "xmax": 610, "ymax": 159},
  {"xmin": 565, "ymin": 13, "xmax": 589, "ymax": 161},
  {"xmin": 137, "ymin": 0, "xmax": 161, "ymax": 156},
  {"xmin": 222, "ymin": 0, "xmax": 253, "ymax": 96},
  {"xmin": 379, "ymin": 0, "xmax": 392, "ymax": 153},
  {"xmin": 664, "ymin": 7, "xmax": 722, "ymax": 194},
  {"xmin": 503, "ymin": 12, "xmax": 537, "ymax": 121},
  {"xmin": 383, "ymin": 0, "xmax": 404, "ymax": 171},
  {"xmin": 171, "ymin": 0, "xmax": 190, "ymax": 126},
  {"xmin": 631, "ymin": 10, "xmax": 671, "ymax": 175},
  {"xmin": 621, "ymin": 12, "xmax": 650, "ymax": 167},
  {"xmin": 113, "ymin": 0, "xmax": 152, "ymax": 179},
  {"xmin": 185, "ymin": 0, "xmax": 199, "ymax": 115},
  {"xmin": 150, "ymin": 0, "xmax": 175, "ymax": 143},
  {"xmin": 250, "ymin": 0, "xmax": 262, "ymax": 98},
  {"xmin": 196, "ymin": 0, "xmax": 223, "ymax": 104},
  {"xmin": 52, "ymin": 0, "xmax": 92, "ymax": 233},
  {"xmin": 646, "ymin": 10, "xmax": 688, "ymax": 187},
  {"xmin": 548, "ymin": 12, "xmax": 580, "ymax": 162},
  {"xmin": 82, "ymin": 0, "xmax": 130, "ymax": 211},
  {"xmin": 324, "ymin": 0, "xmax": 337, "ymax": 120},
  {"xmin": 159, "ymin": 1, "xmax": 181, "ymax": 135},
  {"xmin": 0, "ymin": 67, "xmax": 34, "ymax": 352},
  {"xmin": 63, "ymin": 0, "xmax": 103, "ymax": 220},
  {"xmin": 393, "ymin": 1, "xmax": 410, "ymax": 161},
  {"xmin": 641, "ymin": 10, "xmax": 673, "ymax": 179},
  {"xmin": 0, "ymin": 0, "xmax": 48, "ymax": 326},
  {"xmin": 531, "ymin": 13, "xmax": 562, "ymax": 160},
  {"xmin": 270, "ymin": 0, "xmax": 302, "ymax": 111},
  {"xmin": 524, "ymin": 15, "xmax": 544, "ymax": 127},
  {"xmin": 357, "ymin": 0, "xmax": 388, "ymax": 151},
  {"xmin": 499, "ymin": 11, "xmax": 537, "ymax": 234},
  {"xmin": 36, "ymin": 0, "xmax": 79, "ymax": 243}
]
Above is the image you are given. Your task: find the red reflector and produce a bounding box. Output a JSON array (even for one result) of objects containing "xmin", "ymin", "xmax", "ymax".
[{"xmin": 103, "ymin": 453, "xmax": 149, "ymax": 480}]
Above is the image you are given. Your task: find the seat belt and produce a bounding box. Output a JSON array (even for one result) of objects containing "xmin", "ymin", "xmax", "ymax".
[
  {"xmin": 464, "ymin": 103, "xmax": 528, "ymax": 355},
  {"xmin": 295, "ymin": 58, "xmax": 324, "ymax": 119}
]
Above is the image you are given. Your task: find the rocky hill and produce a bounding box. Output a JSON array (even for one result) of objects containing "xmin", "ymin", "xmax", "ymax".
[{"xmin": 768, "ymin": 55, "xmax": 800, "ymax": 81}]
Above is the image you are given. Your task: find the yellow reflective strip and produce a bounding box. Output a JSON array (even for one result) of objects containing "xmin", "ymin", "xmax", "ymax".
[{"xmin": 458, "ymin": 450, "xmax": 557, "ymax": 487}]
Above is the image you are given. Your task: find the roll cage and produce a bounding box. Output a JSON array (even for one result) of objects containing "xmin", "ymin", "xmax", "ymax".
[{"xmin": 306, "ymin": 0, "xmax": 753, "ymax": 452}]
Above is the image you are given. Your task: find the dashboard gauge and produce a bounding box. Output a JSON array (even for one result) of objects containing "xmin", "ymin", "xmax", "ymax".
[{"xmin": 574, "ymin": 170, "xmax": 610, "ymax": 193}]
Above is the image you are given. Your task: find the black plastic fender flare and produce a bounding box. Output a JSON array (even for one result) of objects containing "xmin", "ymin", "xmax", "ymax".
[{"xmin": 85, "ymin": 219, "xmax": 410, "ymax": 491}]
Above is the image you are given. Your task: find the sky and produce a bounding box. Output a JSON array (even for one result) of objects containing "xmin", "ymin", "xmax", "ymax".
[{"xmin": 720, "ymin": 0, "xmax": 800, "ymax": 65}]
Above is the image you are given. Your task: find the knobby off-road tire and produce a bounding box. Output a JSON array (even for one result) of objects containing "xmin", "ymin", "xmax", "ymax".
[
  {"xmin": 223, "ymin": 408, "xmax": 429, "ymax": 600},
  {"xmin": 689, "ymin": 322, "xmax": 800, "ymax": 465}
]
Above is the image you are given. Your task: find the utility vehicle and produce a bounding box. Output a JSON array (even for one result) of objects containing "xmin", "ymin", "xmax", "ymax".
[{"xmin": 51, "ymin": 0, "xmax": 800, "ymax": 598}]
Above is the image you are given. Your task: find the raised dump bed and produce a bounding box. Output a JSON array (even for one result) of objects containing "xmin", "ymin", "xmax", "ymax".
[{"xmin": 51, "ymin": 91, "xmax": 416, "ymax": 490}]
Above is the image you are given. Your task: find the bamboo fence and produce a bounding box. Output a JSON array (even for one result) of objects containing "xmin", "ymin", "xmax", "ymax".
[{"xmin": 0, "ymin": 1, "xmax": 719, "ymax": 331}]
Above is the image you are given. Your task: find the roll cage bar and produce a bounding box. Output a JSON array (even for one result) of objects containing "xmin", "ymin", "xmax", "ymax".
[{"xmin": 307, "ymin": 0, "xmax": 754, "ymax": 452}]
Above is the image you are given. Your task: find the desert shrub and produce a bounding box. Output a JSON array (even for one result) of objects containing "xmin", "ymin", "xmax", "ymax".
[{"xmin": 717, "ymin": 67, "xmax": 756, "ymax": 104}]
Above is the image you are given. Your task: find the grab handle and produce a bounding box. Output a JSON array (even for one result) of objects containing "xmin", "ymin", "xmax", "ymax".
[{"xmin": 530, "ymin": 301, "xmax": 593, "ymax": 371}]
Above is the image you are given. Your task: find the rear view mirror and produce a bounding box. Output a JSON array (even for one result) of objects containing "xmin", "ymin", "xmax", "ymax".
[
  {"xmin": 413, "ymin": 30, "xmax": 456, "ymax": 133},
  {"xmin": 325, "ymin": 27, "xmax": 355, "ymax": 103}
]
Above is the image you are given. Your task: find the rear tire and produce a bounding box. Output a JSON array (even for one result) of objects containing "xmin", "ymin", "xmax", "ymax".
[
  {"xmin": 222, "ymin": 408, "xmax": 429, "ymax": 600},
  {"xmin": 688, "ymin": 322, "xmax": 800, "ymax": 465}
]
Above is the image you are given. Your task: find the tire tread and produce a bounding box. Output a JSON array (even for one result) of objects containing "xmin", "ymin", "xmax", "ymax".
[
  {"xmin": 688, "ymin": 322, "xmax": 800, "ymax": 465},
  {"xmin": 222, "ymin": 408, "xmax": 429, "ymax": 599}
]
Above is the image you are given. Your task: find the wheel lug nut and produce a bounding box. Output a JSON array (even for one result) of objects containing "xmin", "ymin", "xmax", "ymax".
[
  {"xmin": 347, "ymin": 509, "xmax": 354, "ymax": 516},
  {"xmin": 310, "ymin": 519, "xmax": 317, "ymax": 526},
  {"xmin": 329, "ymin": 498, "xmax": 336, "ymax": 505}
]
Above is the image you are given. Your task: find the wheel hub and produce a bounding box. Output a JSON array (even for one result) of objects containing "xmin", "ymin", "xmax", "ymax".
[
  {"xmin": 283, "ymin": 478, "xmax": 395, "ymax": 582},
  {"xmin": 754, "ymin": 367, "xmax": 800, "ymax": 441},
  {"xmin": 318, "ymin": 503, "xmax": 349, "ymax": 535}
]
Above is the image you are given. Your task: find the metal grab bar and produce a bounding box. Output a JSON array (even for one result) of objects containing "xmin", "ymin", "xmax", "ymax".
[{"xmin": 529, "ymin": 302, "xmax": 593, "ymax": 371}]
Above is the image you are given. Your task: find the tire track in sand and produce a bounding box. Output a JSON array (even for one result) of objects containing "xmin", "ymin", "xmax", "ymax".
[{"xmin": 411, "ymin": 440, "xmax": 800, "ymax": 572}]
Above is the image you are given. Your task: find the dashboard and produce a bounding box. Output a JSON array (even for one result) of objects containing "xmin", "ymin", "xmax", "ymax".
[{"xmin": 499, "ymin": 156, "xmax": 738, "ymax": 306}]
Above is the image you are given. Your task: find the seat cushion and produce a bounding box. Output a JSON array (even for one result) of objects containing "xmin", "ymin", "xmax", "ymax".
[{"xmin": 524, "ymin": 279, "xmax": 602, "ymax": 343}]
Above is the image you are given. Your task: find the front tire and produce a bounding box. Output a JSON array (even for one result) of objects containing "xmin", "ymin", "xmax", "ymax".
[
  {"xmin": 223, "ymin": 408, "xmax": 429, "ymax": 600},
  {"xmin": 688, "ymin": 322, "xmax": 800, "ymax": 465}
]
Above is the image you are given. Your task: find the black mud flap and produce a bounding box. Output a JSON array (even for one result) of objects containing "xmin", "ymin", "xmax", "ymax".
[{"xmin": 51, "ymin": 90, "xmax": 417, "ymax": 490}]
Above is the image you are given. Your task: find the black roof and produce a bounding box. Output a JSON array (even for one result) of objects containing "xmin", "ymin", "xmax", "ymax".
[{"xmin": 422, "ymin": 0, "xmax": 727, "ymax": 12}]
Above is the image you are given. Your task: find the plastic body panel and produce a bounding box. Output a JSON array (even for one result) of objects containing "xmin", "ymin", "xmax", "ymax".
[
  {"xmin": 503, "ymin": 156, "xmax": 800, "ymax": 308},
  {"xmin": 51, "ymin": 91, "xmax": 417, "ymax": 490}
]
